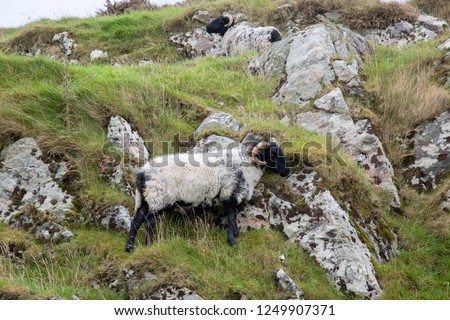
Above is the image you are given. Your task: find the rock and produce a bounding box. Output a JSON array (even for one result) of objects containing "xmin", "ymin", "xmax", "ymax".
[
  {"xmin": 107, "ymin": 116, "xmax": 149, "ymax": 164},
  {"xmin": 403, "ymin": 111, "xmax": 450, "ymax": 190},
  {"xmin": 35, "ymin": 222, "xmax": 73, "ymax": 242},
  {"xmin": 101, "ymin": 206, "xmax": 131, "ymax": 232},
  {"xmin": 364, "ymin": 17, "xmax": 445, "ymax": 47},
  {"xmin": 195, "ymin": 111, "xmax": 243, "ymax": 135},
  {"xmin": 90, "ymin": 50, "xmax": 108, "ymax": 61},
  {"xmin": 192, "ymin": 10, "xmax": 212, "ymax": 24},
  {"xmin": 295, "ymin": 112, "xmax": 400, "ymax": 208},
  {"xmin": 69, "ymin": 59, "xmax": 79, "ymax": 65},
  {"xmin": 248, "ymin": 36, "xmax": 295, "ymax": 77},
  {"xmin": 279, "ymin": 255, "xmax": 285, "ymax": 263},
  {"xmin": 313, "ymin": 88, "xmax": 349, "ymax": 113},
  {"xmin": 146, "ymin": 285, "xmax": 203, "ymax": 300},
  {"xmin": 438, "ymin": 38, "xmax": 450, "ymax": 50},
  {"xmin": 52, "ymin": 32, "xmax": 76, "ymax": 56},
  {"xmin": 169, "ymin": 28, "xmax": 225, "ymax": 58},
  {"xmin": 251, "ymin": 24, "xmax": 368, "ymax": 105},
  {"xmin": 416, "ymin": 15, "xmax": 449, "ymax": 33},
  {"xmin": 279, "ymin": 171, "xmax": 382, "ymax": 298},
  {"xmin": 0, "ymin": 138, "xmax": 74, "ymax": 222},
  {"xmin": 235, "ymin": 183, "xmax": 271, "ymax": 231},
  {"xmin": 276, "ymin": 269, "xmax": 304, "ymax": 299}
]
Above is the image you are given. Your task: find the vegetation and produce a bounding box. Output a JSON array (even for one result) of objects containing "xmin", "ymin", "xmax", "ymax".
[{"xmin": 0, "ymin": 0, "xmax": 449, "ymax": 300}]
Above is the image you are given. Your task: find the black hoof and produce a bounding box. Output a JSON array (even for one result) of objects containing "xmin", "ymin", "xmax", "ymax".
[{"xmin": 125, "ymin": 245, "xmax": 134, "ymax": 254}]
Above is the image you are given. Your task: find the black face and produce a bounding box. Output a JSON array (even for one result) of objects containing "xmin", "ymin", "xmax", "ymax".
[
  {"xmin": 206, "ymin": 16, "xmax": 232, "ymax": 36},
  {"xmin": 258, "ymin": 142, "xmax": 290, "ymax": 177}
]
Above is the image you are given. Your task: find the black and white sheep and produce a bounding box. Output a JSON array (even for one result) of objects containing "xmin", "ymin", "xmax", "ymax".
[
  {"xmin": 206, "ymin": 13, "xmax": 282, "ymax": 55},
  {"xmin": 125, "ymin": 139, "xmax": 290, "ymax": 253}
]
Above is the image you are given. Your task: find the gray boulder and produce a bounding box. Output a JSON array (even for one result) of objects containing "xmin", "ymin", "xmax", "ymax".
[
  {"xmin": 403, "ymin": 111, "xmax": 450, "ymax": 190},
  {"xmin": 313, "ymin": 88, "xmax": 349, "ymax": 113},
  {"xmin": 195, "ymin": 111, "xmax": 243, "ymax": 135},
  {"xmin": 169, "ymin": 28, "xmax": 225, "ymax": 58},
  {"xmin": 248, "ymin": 36, "xmax": 295, "ymax": 77},
  {"xmin": 107, "ymin": 116, "xmax": 149, "ymax": 164},
  {"xmin": 271, "ymin": 171, "xmax": 382, "ymax": 299},
  {"xmin": 296, "ymin": 111, "xmax": 400, "ymax": 208},
  {"xmin": 0, "ymin": 138, "xmax": 74, "ymax": 222},
  {"xmin": 250, "ymin": 24, "xmax": 369, "ymax": 104}
]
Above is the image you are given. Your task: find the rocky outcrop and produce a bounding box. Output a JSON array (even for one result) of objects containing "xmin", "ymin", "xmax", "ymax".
[
  {"xmin": 107, "ymin": 116, "xmax": 149, "ymax": 164},
  {"xmin": 364, "ymin": 15, "xmax": 448, "ymax": 47},
  {"xmin": 249, "ymin": 23, "xmax": 399, "ymax": 206},
  {"xmin": 403, "ymin": 111, "xmax": 450, "ymax": 190},
  {"xmin": 0, "ymin": 138, "xmax": 74, "ymax": 223},
  {"xmin": 195, "ymin": 111, "xmax": 243, "ymax": 135},
  {"xmin": 296, "ymin": 110, "xmax": 400, "ymax": 208},
  {"xmin": 250, "ymin": 24, "xmax": 369, "ymax": 102},
  {"xmin": 169, "ymin": 29, "xmax": 225, "ymax": 58}
]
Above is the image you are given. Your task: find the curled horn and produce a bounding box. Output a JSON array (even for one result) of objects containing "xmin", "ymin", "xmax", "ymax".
[
  {"xmin": 252, "ymin": 142, "xmax": 270, "ymax": 166},
  {"xmin": 223, "ymin": 13, "xmax": 234, "ymax": 27}
]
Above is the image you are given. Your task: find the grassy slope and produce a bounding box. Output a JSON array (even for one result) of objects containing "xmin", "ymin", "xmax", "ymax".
[{"xmin": 0, "ymin": 1, "xmax": 449, "ymax": 300}]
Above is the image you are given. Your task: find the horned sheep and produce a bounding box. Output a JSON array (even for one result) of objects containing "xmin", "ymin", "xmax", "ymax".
[
  {"xmin": 125, "ymin": 138, "xmax": 290, "ymax": 253},
  {"xmin": 206, "ymin": 13, "xmax": 282, "ymax": 55}
]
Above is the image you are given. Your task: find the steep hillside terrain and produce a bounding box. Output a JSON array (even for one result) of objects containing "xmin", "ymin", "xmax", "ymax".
[{"xmin": 0, "ymin": 0, "xmax": 449, "ymax": 300}]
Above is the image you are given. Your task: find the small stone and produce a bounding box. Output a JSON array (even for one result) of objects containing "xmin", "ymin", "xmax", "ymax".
[
  {"xmin": 90, "ymin": 50, "xmax": 108, "ymax": 61},
  {"xmin": 35, "ymin": 222, "xmax": 73, "ymax": 242},
  {"xmin": 276, "ymin": 269, "xmax": 304, "ymax": 299},
  {"xmin": 279, "ymin": 255, "xmax": 285, "ymax": 263}
]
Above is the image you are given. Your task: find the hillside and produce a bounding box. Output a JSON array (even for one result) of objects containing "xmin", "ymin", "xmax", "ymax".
[{"xmin": 0, "ymin": 0, "xmax": 449, "ymax": 300}]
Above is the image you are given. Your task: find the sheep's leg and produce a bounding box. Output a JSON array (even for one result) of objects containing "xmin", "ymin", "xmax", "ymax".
[
  {"xmin": 125, "ymin": 205, "xmax": 148, "ymax": 253},
  {"xmin": 224, "ymin": 203, "xmax": 238, "ymax": 247},
  {"xmin": 144, "ymin": 214, "xmax": 156, "ymax": 246}
]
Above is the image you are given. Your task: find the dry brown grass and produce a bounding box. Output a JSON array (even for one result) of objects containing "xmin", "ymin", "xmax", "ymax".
[
  {"xmin": 287, "ymin": 0, "xmax": 417, "ymax": 29},
  {"xmin": 374, "ymin": 63, "xmax": 450, "ymax": 166},
  {"xmin": 96, "ymin": 0, "xmax": 156, "ymax": 16},
  {"xmin": 410, "ymin": 0, "xmax": 450, "ymax": 23}
]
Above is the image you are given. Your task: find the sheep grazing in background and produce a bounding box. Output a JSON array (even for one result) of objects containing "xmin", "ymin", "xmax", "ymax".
[
  {"xmin": 206, "ymin": 13, "xmax": 282, "ymax": 55},
  {"xmin": 125, "ymin": 139, "xmax": 290, "ymax": 253}
]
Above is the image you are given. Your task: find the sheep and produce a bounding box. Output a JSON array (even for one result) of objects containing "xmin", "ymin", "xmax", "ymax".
[
  {"xmin": 125, "ymin": 138, "xmax": 290, "ymax": 253},
  {"xmin": 206, "ymin": 13, "xmax": 282, "ymax": 55}
]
